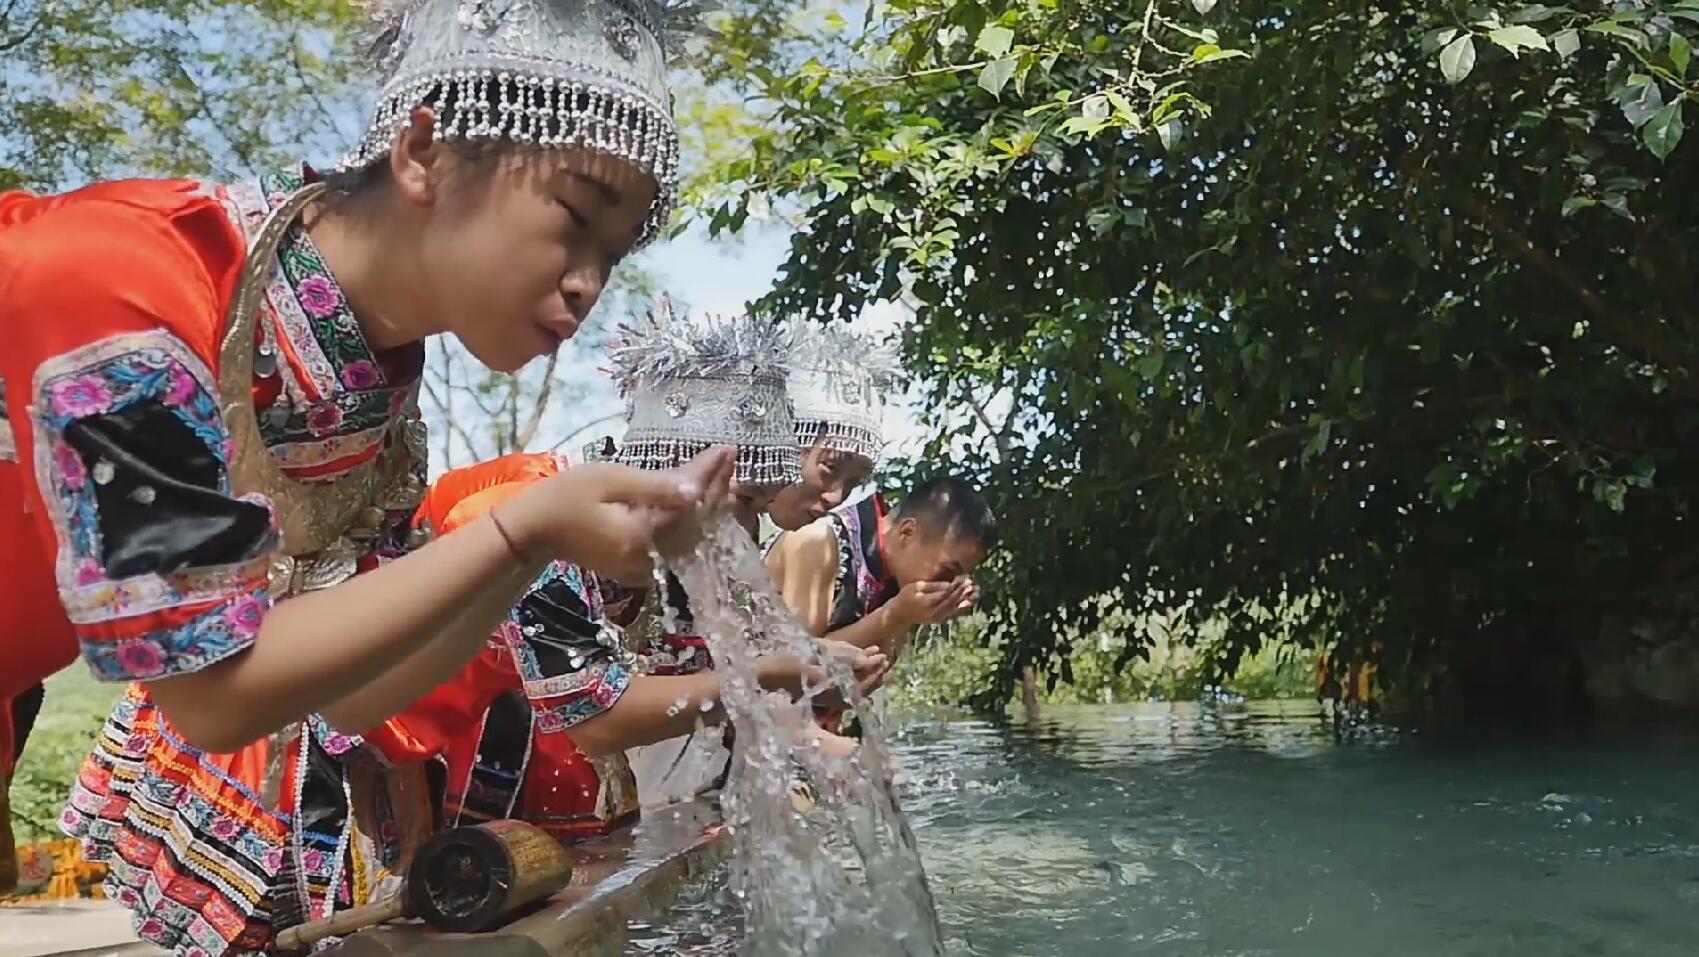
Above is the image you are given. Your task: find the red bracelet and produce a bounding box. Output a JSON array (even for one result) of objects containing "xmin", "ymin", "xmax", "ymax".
[{"xmin": 488, "ymin": 509, "xmax": 532, "ymax": 566}]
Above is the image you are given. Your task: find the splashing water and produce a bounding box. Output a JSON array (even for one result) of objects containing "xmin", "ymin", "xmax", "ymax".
[{"xmin": 662, "ymin": 515, "xmax": 943, "ymax": 957}]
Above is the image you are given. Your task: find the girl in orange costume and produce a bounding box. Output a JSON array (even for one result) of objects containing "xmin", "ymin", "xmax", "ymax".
[{"xmin": 4, "ymin": 1, "xmax": 730, "ymax": 951}]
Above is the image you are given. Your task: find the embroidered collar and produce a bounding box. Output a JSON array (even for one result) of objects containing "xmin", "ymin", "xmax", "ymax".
[
  {"xmin": 230, "ymin": 168, "xmax": 423, "ymax": 449},
  {"xmin": 865, "ymin": 493, "xmax": 897, "ymax": 604},
  {"xmin": 260, "ymin": 168, "xmax": 420, "ymax": 396}
]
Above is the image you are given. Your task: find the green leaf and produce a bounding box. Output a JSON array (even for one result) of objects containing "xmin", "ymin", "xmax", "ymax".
[
  {"xmin": 1487, "ymin": 25, "xmax": 1547, "ymax": 56},
  {"xmin": 1440, "ymin": 35, "xmax": 1477, "ymax": 83},
  {"xmin": 1195, "ymin": 47, "xmax": 1251, "ymax": 64},
  {"xmin": 1423, "ymin": 28, "xmax": 1459, "ymax": 53},
  {"xmin": 1156, "ymin": 118, "xmax": 1183, "ymax": 150},
  {"xmin": 1643, "ymin": 102, "xmax": 1685, "ymax": 159},
  {"xmin": 1191, "ymin": 0, "xmax": 1217, "ymax": 13},
  {"xmin": 1552, "ymin": 28, "xmax": 1580, "ymax": 59},
  {"xmin": 1587, "ymin": 21, "xmax": 1650, "ymax": 47},
  {"xmin": 1509, "ymin": 4, "xmax": 1560, "ymax": 22},
  {"xmin": 1058, "ymin": 115, "xmax": 1110, "ymax": 137},
  {"xmin": 1136, "ymin": 351, "xmax": 1165, "ymax": 379},
  {"xmin": 1620, "ymin": 77, "xmax": 1664, "ymax": 128},
  {"xmin": 978, "ymin": 58, "xmax": 1019, "ymax": 97},
  {"xmin": 1560, "ymin": 196, "xmax": 1595, "ymax": 217},
  {"xmin": 1602, "ymin": 193, "xmax": 1635, "ymax": 220},
  {"xmin": 975, "ymin": 25, "xmax": 1015, "ymax": 59},
  {"xmin": 1671, "ymin": 31, "xmax": 1692, "ymax": 77}
]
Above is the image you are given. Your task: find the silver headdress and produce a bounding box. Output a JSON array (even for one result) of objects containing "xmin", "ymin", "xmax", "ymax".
[
  {"xmin": 785, "ymin": 321, "xmax": 900, "ymax": 461},
  {"xmin": 606, "ymin": 300, "xmax": 801, "ymax": 486},
  {"xmin": 345, "ymin": 0, "xmax": 702, "ymax": 245}
]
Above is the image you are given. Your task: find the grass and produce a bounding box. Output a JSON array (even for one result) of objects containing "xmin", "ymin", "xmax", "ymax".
[{"xmin": 9, "ymin": 668, "xmax": 121, "ymax": 843}]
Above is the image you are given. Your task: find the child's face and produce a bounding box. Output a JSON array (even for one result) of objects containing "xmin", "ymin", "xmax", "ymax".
[
  {"xmin": 730, "ymin": 480, "xmax": 783, "ymax": 535},
  {"xmin": 767, "ymin": 444, "xmax": 874, "ymax": 531}
]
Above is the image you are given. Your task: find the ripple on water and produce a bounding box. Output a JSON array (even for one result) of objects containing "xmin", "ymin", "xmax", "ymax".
[{"xmin": 630, "ymin": 701, "xmax": 1699, "ymax": 957}]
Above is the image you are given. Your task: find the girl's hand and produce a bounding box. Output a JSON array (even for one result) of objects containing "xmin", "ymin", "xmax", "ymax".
[{"xmin": 502, "ymin": 446, "xmax": 736, "ymax": 583}]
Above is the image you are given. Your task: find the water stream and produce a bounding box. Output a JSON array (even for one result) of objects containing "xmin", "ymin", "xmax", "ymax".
[{"xmin": 660, "ymin": 515, "xmax": 942, "ymax": 957}]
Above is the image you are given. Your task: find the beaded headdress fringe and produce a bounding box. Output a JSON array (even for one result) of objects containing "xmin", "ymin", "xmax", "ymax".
[
  {"xmin": 342, "ymin": 0, "xmax": 709, "ymax": 247},
  {"xmin": 796, "ymin": 419, "xmax": 882, "ymax": 461},
  {"xmin": 343, "ymin": 74, "xmax": 678, "ymax": 246},
  {"xmin": 616, "ymin": 438, "xmax": 801, "ymax": 486},
  {"xmin": 786, "ymin": 321, "xmax": 900, "ymax": 460}
]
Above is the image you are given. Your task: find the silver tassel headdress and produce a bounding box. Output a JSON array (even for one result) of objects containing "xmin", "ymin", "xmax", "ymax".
[
  {"xmin": 345, "ymin": 0, "xmax": 707, "ymax": 246},
  {"xmin": 785, "ymin": 321, "xmax": 900, "ymax": 462},
  {"xmin": 606, "ymin": 300, "xmax": 802, "ymax": 486}
]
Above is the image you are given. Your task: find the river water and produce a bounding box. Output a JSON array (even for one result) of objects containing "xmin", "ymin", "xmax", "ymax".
[{"xmin": 628, "ymin": 700, "xmax": 1699, "ymax": 956}]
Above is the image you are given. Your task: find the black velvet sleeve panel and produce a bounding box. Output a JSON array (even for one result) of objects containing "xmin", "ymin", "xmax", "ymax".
[
  {"xmin": 511, "ymin": 566, "xmax": 609, "ymax": 677},
  {"xmin": 60, "ymin": 400, "xmax": 276, "ymax": 579}
]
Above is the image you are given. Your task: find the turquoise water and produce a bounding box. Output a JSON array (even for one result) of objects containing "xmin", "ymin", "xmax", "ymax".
[{"xmin": 630, "ymin": 701, "xmax": 1699, "ymax": 956}]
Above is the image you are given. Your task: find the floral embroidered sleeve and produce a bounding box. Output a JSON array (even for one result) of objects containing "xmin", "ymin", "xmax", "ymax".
[
  {"xmin": 498, "ymin": 561, "xmax": 632, "ymax": 734},
  {"xmin": 8, "ymin": 190, "xmax": 282, "ymax": 682}
]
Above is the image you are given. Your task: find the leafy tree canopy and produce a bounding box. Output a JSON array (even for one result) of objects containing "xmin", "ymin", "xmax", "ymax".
[{"xmin": 698, "ymin": 0, "xmax": 1699, "ymax": 711}]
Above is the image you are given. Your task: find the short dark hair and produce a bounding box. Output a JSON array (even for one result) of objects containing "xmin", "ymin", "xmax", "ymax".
[{"xmin": 892, "ymin": 475, "xmax": 998, "ymax": 551}]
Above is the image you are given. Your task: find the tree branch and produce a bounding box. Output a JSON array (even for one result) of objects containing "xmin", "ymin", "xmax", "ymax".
[
  {"xmin": 0, "ymin": 0, "xmax": 45, "ymax": 54},
  {"xmin": 512, "ymin": 353, "xmax": 559, "ymax": 451},
  {"xmin": 422, "ymin": 343, "xmax": 483, "ymax": 468}
]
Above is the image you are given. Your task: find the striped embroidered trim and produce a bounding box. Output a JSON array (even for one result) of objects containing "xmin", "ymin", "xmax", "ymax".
[{"xmin": 30, "ymin": 331, "xmax": 282, "ymax": 631}]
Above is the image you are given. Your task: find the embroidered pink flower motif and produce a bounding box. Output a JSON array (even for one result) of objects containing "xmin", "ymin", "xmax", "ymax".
[
  {"xmin": 592, "ymin": 676, "xmax": 623, "ymax": 708},
  {"xmin": 296, "ymin": 275, "xmax": 343, "ymax": 320},
  {"xmin": 186, "ymin": 948, "xmax": 211, "ymax": 957},
  {"xmin": 306, "ymin": 402, "xmax": 344, "ymax": 437},
  {"xmin": 59, "ymin": 808, "xmax": 79, "ymax": 829},
  {"xmin": 137, "ymin": 918, "xmax": 167, "ymax": 939},
  {"xmin": 221, "ymin": 436, "xmax": 237, "ymax": 461},
  {"xmin": 118, "ymin": 887, "xmax": 141, "ymax": 907},
  {"xmin": 262, "ymin": 847, "xmax": 285, "ymax": 872},
  {"xmin": 301, "ymin": 849, "xmax": 326, "ymax": 872},
  {"xmin": 320, "ymin": 732, "xmax": 355, "ymax": 754},
  {"xmin": 73, "ymin": 558, "xmax": 106, "ymax": 587},
  {"xmin": 125, "ymin": 733, "xmax": 149, "ymax": 753},
  {"xmin": 48, "ymin": 375, "xmax": 113, "ymax": 418},
  {"xmin": 55, "ymin": 441, "xmax": 87, "ymax": 490},
  {"xmin": 535, "ymin": 712, "xmax": 566, "ymax": 733},
  {"xmin": 115, "ymin": 640, "xmax": 167, "ymax": 678},
  {"xmin": 164, "ymin": 364, "xmax": 201, "ymax": 407},
  {"xmin": 339, "ymin": 360, "xmax": 381, "ymax": 391},
  {"xmin": 209, "ymin": 816, "xmax": 240, "ymax": 840},
  {"xmin": 222, "ymin": 594, "xmax": 266, "ymax": 637}
]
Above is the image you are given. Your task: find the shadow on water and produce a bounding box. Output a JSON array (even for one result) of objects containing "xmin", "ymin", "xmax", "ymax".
[{"xmin": 632, "ymin": 700, "xmax": 1699, "ymax": 957}]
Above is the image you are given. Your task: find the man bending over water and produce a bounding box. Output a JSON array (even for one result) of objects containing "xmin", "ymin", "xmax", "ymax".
[{"xmin": 767, "ymin": 476, "xmax": 997, "ymax": 669}]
